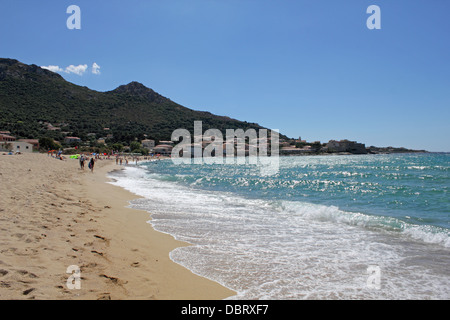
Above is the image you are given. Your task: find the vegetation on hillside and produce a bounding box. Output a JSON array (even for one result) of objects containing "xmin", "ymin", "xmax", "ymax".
[{"xmin": 0, "ymin": 58, "xmax": 280, "ymax": 149}]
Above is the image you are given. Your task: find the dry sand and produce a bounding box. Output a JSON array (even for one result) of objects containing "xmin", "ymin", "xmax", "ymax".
[{"xmin": 0, "ymin": 153, "xmax": 235, "ymax": 300}]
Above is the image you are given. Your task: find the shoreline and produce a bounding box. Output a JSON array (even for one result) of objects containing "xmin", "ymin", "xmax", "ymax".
[
  {"xmin": 97, "ymin": 162, "xmax": 237, "ymax": 300},
  {"xmin": 0, "ymin": 153, "xmax": 235, "ymax": 300}
]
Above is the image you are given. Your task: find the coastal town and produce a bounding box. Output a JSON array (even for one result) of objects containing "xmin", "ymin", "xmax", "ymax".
[{"xmin": 0, "ymin": 127, "xmax": 426, "ymax": 157}]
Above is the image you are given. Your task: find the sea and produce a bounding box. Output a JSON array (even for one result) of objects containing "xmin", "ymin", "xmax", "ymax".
[{"xmin": 108, "ymin": 153, "xmax": 449, "ymax": 299}]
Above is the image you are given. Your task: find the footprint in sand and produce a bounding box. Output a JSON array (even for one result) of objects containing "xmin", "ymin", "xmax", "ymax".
[
  {"xmin": 80, "ymin": 262, "xmax": 98, "ymax": 269},
  {"xmin": 97, "ymin": 293, "xmax": 111, "ymax": 300},
  {"xmin": 100, "ymin": 274, "xmax": 127, "ymax": 286},
  {"xmin": 16, "ymin": 269, "xmax": 38, "ymax": 279},
  {"xmin": 91, "ymin": 250, "xmax": 104, "ymax": 257},
  {"xmin": 22, "ymin": 288, "xmax": 35, "ymax": 296},
  {"xmin": 93, "ymin": 235, "xmax": 109, "ymax": 245}
]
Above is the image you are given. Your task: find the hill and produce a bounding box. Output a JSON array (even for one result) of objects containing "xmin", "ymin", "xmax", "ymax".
[{"xmin": 0, "ymin": 58, "xmax": 275, "ymax": 145}]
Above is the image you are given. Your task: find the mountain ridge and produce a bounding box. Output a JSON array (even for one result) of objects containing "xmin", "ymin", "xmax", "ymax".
[
  {"xmin": 0, "ymin": 58, "xmax": 64, "ymax": 81},
  {"xmin": 109, "ymin": 81, "xmax": 173, "ymax": 105},
  {"xmin": 0, "ymin": 58, "xmax": 275, "ymax": 144}
]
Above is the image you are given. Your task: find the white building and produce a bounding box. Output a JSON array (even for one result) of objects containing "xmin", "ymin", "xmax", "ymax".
[
  {"xmin": 141, "ymin": 139, "xmax": 155, "ymax": 149},
  {"xmin": 153, "ymin": 144, "xmax": 173, "ymax": 156},
  {"xmin": 0, "ymin": 141, "xmax": 34, "ymax": 153},
  {"xmin": 64, "ymin": 137, "xmax": 81, "ymax": 144},
  {"xmin": 158, "ymin": 140, "xmax": 174, "ymax": 146}
]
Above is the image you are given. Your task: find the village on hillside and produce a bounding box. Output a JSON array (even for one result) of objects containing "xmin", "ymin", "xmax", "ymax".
[{"xmin": 0, "ymin": 125, "xmax": 426, "ymax": 157}]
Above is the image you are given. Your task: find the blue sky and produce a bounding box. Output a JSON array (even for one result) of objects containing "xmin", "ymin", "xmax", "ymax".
[{"xmin": 1, "ymin": 0, "xmax": 449, "ymax": 151}]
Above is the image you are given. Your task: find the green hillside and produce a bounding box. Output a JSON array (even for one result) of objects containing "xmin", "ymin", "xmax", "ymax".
[{"xmin": 0, "ymin": 58, "xmax": 276, "ymax": 146}]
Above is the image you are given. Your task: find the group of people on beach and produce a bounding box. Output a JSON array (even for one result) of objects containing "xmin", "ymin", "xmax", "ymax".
[
  {"xmin": 79, "ymin": 154, "xmax": 95, "ymax": 172},
  {"xmin": 48, "ymin": 150, "xmax": 66, "ymax": 161},
  {"xmin": 79, "ymin": 154, "xmax": 148, "ymax": 172},
  {"xmin": 115, "ymin": 156, "xmax": 142, "ymax": 166},
  {"xmin": 48, "ymin": 150, "xmax": 160, "ymax": 172}
]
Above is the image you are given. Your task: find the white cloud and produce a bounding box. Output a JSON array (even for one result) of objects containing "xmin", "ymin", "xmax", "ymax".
[
  {"xmin": 65, "ymin": 64, "xmax": 88, "ymax": 76},
  {"xmin": 41, "ymin": 63, "xmax": 99, "ymax": 76},
  {"xmin": 41, "ymin": 65, "xmax": 64, "ymax": 73},
  {"xmin": 92, "ymin": 62, "xmax": 101, "ymax": 75}
]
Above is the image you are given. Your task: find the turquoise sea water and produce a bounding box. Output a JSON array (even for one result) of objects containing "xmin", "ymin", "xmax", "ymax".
[{"xmin": 110, "ymin": 153, "xmax": 449, "ymax": 299}]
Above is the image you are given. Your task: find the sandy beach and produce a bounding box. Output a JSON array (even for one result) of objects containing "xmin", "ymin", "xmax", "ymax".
[{"xmin": 0, "ymin": 153, "xmax": 235, "ymax": 300}]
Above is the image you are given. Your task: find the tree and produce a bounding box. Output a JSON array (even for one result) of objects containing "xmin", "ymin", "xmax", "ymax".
[
  {"xmin": 2, "ymin": 143, "xmax": 13, "ymax": 151},
  {"xmin": 111, "ymin": 143, "xmax": 124, "ymax": 152},
  {"xmin": 39, "ymin": 137, "xmax": 61, "ymax": 151},
  {"xmin": 130, "ymin": 141, "xmax": 141, "ymax": 152}
]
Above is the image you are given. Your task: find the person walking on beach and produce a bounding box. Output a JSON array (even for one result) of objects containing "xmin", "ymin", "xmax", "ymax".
[
  {"xmin": 79, "ymin": 155, "xmax": 85, "ymax": 170},
  {"xmin": 89, "ymin": 158, "xmax": 95, "ymax": 173}
]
